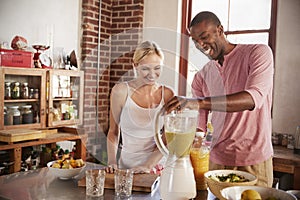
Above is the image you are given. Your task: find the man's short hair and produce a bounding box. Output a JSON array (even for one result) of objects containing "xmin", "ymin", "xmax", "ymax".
[{"xmin": 189, "ymin": 11, "xmax": 221, "ymax": 28}]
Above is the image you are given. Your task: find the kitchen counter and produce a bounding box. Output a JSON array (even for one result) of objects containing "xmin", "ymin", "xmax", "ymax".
[{"xmin": 0, "ymin": 162, "xmax": 217, "ymax": 200}]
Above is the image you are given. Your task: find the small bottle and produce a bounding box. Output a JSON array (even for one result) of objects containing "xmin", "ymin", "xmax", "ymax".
[
  {"xmin": 33, "ymin": 89, "xmax": 39, "ymax": 99},
  {"xmin": 5, "ymin": 82, "xmax": 11, "ymax": 100},
  {"xmin": 29, "ymin": 88, "xmax": 34, "ymax": 99}
]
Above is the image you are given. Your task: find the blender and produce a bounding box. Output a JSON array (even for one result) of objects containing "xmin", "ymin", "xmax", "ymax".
[{"xmin": 155, "ymin": 109, "xmax": 198, "ymax": 200}]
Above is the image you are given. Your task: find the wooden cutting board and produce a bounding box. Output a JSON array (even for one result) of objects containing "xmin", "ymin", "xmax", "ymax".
[
  {"xmin": 0, "ymin": 129, "xmax": 45, "ymax": 143},
  {"xmin": 78, "ymin": 173, "xmax": 159, "ymax": 192}
]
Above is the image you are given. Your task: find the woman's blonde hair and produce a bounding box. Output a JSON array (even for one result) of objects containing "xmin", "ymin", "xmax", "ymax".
[{"xmin": 132, "ymin": 41, "xmax": 164, "ymax": 64}]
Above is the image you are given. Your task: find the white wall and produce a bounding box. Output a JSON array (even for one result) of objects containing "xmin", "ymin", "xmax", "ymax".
[
  {"xmin": 272, "ymin": 0, "xmax": 300, "ymax": 134},
  {"xmin": 143, "ymin": 0, "xmax": 182, "ymax": 94},
  {"xmin": 0, "ymin": 0, "xmax": 80, "ymax": 56}
]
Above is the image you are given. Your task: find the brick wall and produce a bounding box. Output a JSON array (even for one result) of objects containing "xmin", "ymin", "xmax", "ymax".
[{"xmin": 80, "ymin": 0, "xmax": 144, "ymax": 162}]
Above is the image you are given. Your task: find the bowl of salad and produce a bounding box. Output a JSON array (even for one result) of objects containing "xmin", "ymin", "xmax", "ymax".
[{"xmin": 204, "ymin": 169, "xmax": 257, "ymax": 200}]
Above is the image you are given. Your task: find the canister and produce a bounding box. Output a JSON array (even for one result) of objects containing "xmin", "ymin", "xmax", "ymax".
[
  {"xmin": 21, "ymin": 105, "xmax": 33, "ymax": 124},
  {"xmin": 7, "ymin": 106, "xmax": 21, "ymax": 125}
]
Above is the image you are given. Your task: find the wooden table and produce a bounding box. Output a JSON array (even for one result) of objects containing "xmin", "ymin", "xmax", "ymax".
[{"xmin": 273, "ymin": 145, "xmax": 300, "ymax": 189}]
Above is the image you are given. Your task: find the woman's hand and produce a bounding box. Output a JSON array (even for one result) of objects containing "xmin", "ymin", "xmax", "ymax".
[{"xmin": 105, "ymin": 164, "xmax": 118, "ymax": 173}]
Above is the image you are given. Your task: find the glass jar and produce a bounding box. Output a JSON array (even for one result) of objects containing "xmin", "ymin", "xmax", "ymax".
[
  {"xmin": 287, "ymin": 134, "xmax": 295, "ymax": 149},
  {"xmin": 11, "ymin": 82, "xmax": 20, "ymax": 99},
  {"xmin": 33, "ymin": 89, "xmax": 39, "ymax": 99},
  {"xmin": 21, "ymin": 82, "xmax": 29, "ymax": 99},
  {"xmin": 4, "ymin": 82, "xmax": 11, "ymax": 100},
  {"xmin": 190, "ymin": 132, "xmax": 210, "ymax": 190},
  {"xmin": 21, "ymin": 105, "xmax": 33, "ymax": 124},
  {"xmin": 7, "ymin": 106, "xmax": 21, "ymax": 125},
  {"xmin": 281, "ymin": 134, "xmax": 288, "ymax": 146},
  {"xmin": 4, "ymin": 106, "xmax": 9, "ymax": 125},
  {"xmin": 272, "ymin": 133, "xmax": 279, "ymax": 145}
]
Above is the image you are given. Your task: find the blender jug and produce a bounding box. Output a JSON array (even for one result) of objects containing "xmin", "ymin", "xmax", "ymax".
[{"xmin": 155, "ymin": 109, "xmax": 198, "ymax": 200}]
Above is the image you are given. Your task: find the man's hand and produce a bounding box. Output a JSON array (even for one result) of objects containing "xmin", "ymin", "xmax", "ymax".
[{"xmin": 162, "ymin": 96, "xmax": 200, "ymax": 114}]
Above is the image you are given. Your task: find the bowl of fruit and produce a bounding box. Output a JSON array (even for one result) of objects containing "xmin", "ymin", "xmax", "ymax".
[
  {"xmin": 221, "ymin": 185, "xmax": 297, "ymax": 200},
  {"xmin": 47, "ymin": 157, "xmax": 85, "ymax": 180}
]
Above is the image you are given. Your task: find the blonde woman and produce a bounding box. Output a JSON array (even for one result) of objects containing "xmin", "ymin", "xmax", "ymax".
[{"xmin": 106, "ymin": 41, "xmax": 174, "ymax": 174}]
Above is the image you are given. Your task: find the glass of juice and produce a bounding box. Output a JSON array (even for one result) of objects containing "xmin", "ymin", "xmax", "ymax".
[{"xmin": 190, "ymin": 143, "xmax": 210, "ymax": 190}]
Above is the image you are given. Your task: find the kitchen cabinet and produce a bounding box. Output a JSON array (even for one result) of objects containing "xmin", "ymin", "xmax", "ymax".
[
  {"xmin": 0, "ymin": 67, "xmax": 47, "ymax": 130},
  {"xmin": 0, "ymin": 67, "xmax": 84, "ymax": 129}
]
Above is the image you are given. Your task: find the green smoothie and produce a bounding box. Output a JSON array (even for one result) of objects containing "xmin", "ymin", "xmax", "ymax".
[{"xmin": 165, "ymin": 131, "xmax": 195, "ymax": 157}]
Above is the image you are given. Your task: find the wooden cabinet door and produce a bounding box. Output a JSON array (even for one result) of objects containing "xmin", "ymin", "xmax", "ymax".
[{"xmin": 47, "ymin": 69, "xmax": 84, "ymax": 127}]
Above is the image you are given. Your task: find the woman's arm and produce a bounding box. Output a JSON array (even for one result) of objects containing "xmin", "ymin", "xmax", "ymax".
[{"xmin": 106, "ymin": 83, "xmax": 127, "ymax": 173}]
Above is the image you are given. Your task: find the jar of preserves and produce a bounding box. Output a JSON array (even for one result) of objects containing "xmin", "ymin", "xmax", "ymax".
[
  {"xmin": 5, "ymin": 82, "xmax": 11, "ymax": 100},
  {"xmin": 7, "ymin": 106, "xmax": 21, "ymax": 125},
  {"xmin": 11, "ymin": 82, "xmax": 20, "ymax": 99},
  {"xmin": 21, "ymin": 82, "xmax": 29, "ymax": 99},
  {"xmin": 21, "ymin": 105, "xmax": 33, "ymax": 124}
]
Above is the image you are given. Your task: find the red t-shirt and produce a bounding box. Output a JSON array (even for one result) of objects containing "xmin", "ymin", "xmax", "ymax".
[{"xmin": 192, "ymin": 44, "xmax": 274, "ymax": 166}]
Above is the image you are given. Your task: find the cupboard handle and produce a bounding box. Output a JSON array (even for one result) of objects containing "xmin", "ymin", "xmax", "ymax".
[{"xmin": 40, "ymin": 109, "xmax": 45, "ymax": 115}]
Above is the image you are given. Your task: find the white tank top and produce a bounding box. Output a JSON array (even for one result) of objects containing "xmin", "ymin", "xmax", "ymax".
[{"xmin": 118, "ymin": 83, "xmax": 164, "ymax": 169}]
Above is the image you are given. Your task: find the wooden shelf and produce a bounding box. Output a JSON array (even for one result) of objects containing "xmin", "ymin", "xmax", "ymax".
[{"xmin": 0, "ymin": 128, "xmax": 87, "ymax": 174}]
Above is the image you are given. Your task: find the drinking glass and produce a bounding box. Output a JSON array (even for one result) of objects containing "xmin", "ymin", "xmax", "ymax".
[
  {"xmin": 86, "ymin": 169, "xmax": 106, "ymax": 197},
  {"xmin": 114, "ymin": 169, "xmax": 133, "ymax": 198}
]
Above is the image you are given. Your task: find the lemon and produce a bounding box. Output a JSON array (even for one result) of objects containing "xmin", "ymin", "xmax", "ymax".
[{"xmin": 241, "ymin": 189, "xmax": 262, "ymax": 200}]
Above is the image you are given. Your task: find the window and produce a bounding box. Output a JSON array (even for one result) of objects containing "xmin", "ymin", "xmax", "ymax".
[{"xmin": 179, "ymin": 0, "xmax": 277, "ymax": 96}]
